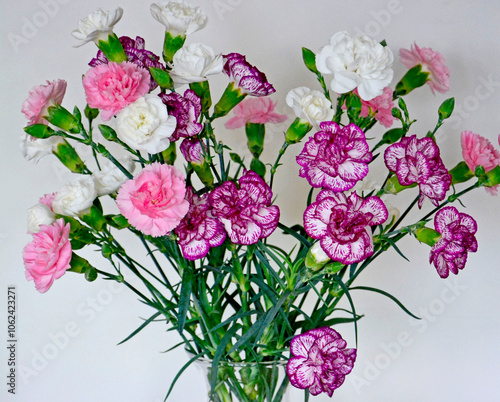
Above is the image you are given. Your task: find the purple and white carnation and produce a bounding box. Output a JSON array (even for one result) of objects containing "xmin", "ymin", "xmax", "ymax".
[
  {"xmin": 384, "ymin": 135, "xmax": 451, "ymax": 208},
  {"xmin": 159, "ymin": 89, "xmax": 203, "ymax": 141},
  {"xmin": 175, "ymin": 188, "xmax": 226, "ymax": 260},
  {"xmin": 303, "ymin": 190, "xmax": 388, "ymax": 264},
  {"xmin": 180, "ymin": 137, "xmax": 205, "ymax": 165},
  {"xmin": 222, "ymin": 53, "xmax": 275, "ymax": 97},
  {"xmin": 209, "ymin": 170, "xmax": 279, "ymax": 245},
  {"xmin": 297, "ymin": 122, "xmax": 372, "ymax": 191},
  {"xmin": 89, "ymin": 36, "xmax": 164, "ymax": 91},
  {"xmin": 429, "ymin": 206, "xmax": 478, "ymax": 278},
  {"xmin": 287, "ymin": 327, "xmax": 356, "ymax": 397}
]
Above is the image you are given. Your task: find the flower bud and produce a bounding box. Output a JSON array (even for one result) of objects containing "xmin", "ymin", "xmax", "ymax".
[
  {"xmin": 305, "ymin": 242, "xmax": 330, "ymax": 271},
  {"xmin": 285, "ymin": 118, "xmax": 312, "ymax": 144},
  {"xmin": 414, "ymin": 227, "xmax": 440, "ymax": 247},
  {"xmin": 45, "ymin": 105, "xmax": 79, "ymax": 133},
  {"xmin": 212, "ymin": 82, "xmax": 247, "ymax": 119}
]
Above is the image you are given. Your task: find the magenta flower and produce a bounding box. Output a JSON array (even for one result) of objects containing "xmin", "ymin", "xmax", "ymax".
[
  {"xmin": 304, "ymin": 190, "xmax": 388, "ymax": 264},
  {"xmin": 175, "ymin": 188, "xmax": 226, "ymax": 260},
  {"xmin": 384, "ymin": 135, "xmax": 451, "ymax": 208},
  {"xmin": 89, "ymin": 36, "xmax": 164, "ymax": 91},
  {"xmin": 180, "ymin": 137, "xmax": 205, "ymax": 165},
  {"xmin": 159, "ymin": 89, "xmax": 203, "ymax": 141},
  {"xmin": 358, "ymin": 87, "xmax": 395, "ymax": 128},
  {"xmin": 82, "ymin": 61, "xmax": 150, "ymax": 121},
  {"xmin": 116, "ymin": 163, "xmax": 189, "ymax": 237},
  {"xmin": 209, "ymin": 170, "xmax": 279, "ymax": 245},
  {"xmin": 22, "ymin": 79, "xmax": 67, "ymax": 125},
  {"xmin": 23, "ymin": 218, "xmax": 72, "ymax": 293},
  {"xmin": 225, "ymin": 97, "xmax": 287, "ymax": 129},
  {"xmin": 287, "ymin": 327, "xmax": 356, "ymax": 397},
  {"xmin": 399, "ymin": 43, "xmax": 450, "ymax": 94},
  {"xmin": 430, "ymin": 206, "xmax": 478, "ymax": 278},
  {"xmin": 297, "ymin": 122, "xmax": 372, "ymax": 192},
  {"xmin": 222, "ymin": 53, "xmax": 275, "ymax": 97}
]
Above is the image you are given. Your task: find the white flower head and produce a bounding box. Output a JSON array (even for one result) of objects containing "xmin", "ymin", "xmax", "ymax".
[
  {"xmin": 310, "ymin": 242, "xmax": 331, "ymax": 265},
  {"xmin": 93, "ymin": 157, "xmax": 135, "ymax": 197},
  {"xmin": 116, "ymin": 94, "xmax": 177, "ymax": 154},
  {"xmin": 20, "ymin": 133, "xmax": 64, "ymax": 163},
  {"xmin": 72, "ymin": 7, "xmax": 124, "ymax": 47},
  {"xmin": 286, "ymin": 87, "xmax": 333, "ymax": 128},
  {"xmin": 27, "ymin": 204, "xmax": 55, "ymax": 234},
  {"xmin": 316, "ymin": 31, "xmax": 394, "ymax": 101},
  {"xmin": 52, "ymin": 176, "xmax": 97, "ymax": 217},
  {"xmin": 169, "ymin": 43, "xmax": 223, "ymax": 85},
  {"xmin": 150, "ymin": 1, "xmax": 207, "ymax": 36}
]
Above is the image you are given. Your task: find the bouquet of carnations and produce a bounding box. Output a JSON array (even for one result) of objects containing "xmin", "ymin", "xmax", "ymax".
[{"xmin": 20, "ymin": 2, "xmax": 500, "ymax": 401}]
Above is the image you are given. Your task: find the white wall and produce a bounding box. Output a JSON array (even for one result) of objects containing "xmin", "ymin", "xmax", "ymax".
[{"xmin": 1, "ymin": 0, "xmax": 499, "ymax": 401}]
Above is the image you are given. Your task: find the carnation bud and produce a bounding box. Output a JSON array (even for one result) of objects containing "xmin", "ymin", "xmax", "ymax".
[
  {"xmin": 480, "ymin": 165, "xmax": 500, "ymax": 188},
  {"xmin": 394, "ymin": 64, "xmax": 429, "ymax": 97},
  {"xmin": 305, "ymin": 243, "xmax": 330, "ymax": 271},
  {"xmin": 284, "ymin": 118, "xmax": 312, "ymax": 144},
  {"xmin": 246, "ymin": 123, "xmax": 265, "ymax": 157},
  {"xmin": 45, "ymin": 105, "xmax": 79, "ymax": 133},
  {"xmin": 53, "ymin": 141, "xmax": 88, "ymax": 174}
]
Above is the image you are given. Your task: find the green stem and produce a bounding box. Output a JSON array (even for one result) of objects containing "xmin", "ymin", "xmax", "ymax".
[{"xmin": 269, "ymin": 141, "xmax": 289, "ymax": 189}]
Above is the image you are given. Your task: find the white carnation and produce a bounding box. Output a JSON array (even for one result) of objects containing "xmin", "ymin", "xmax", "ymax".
[
  {"xmin": 286, "ymin": 87, "xmax": 333, "ymax": 128},
  {"xmin": 316, "ymin": 31, "xmax": 394, "ymax": 101},
  {"xmin": 52, "ymin": 176, "xmax": 97, "ymax": 217},
  {"xmin": 93, "ymin": 157, "xmax": 135, "ymax": 197},
  {"xmin": 20, "ymin": 133, "xmax": 64, "ymax": 163},
  {"xmin": 311, "ymin": 242, "xmax": 330, "ymax": 264},
  {"xmin": 169, "ymin": 43, "xmax": 223, "ymax": 85},
  {"xmin": 71, "ymin": 7, "xmax": 123, "ymax": 46},
  {"xmin": 150, "ymin": 1, "xmax": 207, "ymax": 36},
  {"xmin": 27, "ymin": 204, "xmax": 55, "ymax": 234},
  {"xmin": 116, "ymin": 95, "xmax": 177, "ymax": 154}
]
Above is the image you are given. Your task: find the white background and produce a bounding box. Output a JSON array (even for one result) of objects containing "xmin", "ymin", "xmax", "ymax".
[{"xmin": 1, "ymin": 0, "xmax": 500, "ymax": 401}]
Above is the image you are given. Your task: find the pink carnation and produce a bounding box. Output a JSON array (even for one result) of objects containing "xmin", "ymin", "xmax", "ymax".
[
  {"xmin": 39, "ymin": 192, "xmax": 56, "ymax": 210},
  {"xmin": 225, "ymin": 97, "xmax": 287, "ymax": 129},
  {"xmin": 357, "ymin": 87, "xmax": 395, "ymax": 128},
  {"xmin": 399, "ymin": 43, "xmax": 450, "ymax": 94},
  {"xmin": 116, "ymin": 163, "xmax": 189, "ymax": 237},
  {"xmin": 22, "ymin": 79, "xmax": 67, "ymax": 125},
  {"xmin": 82, "ymin": 62, "xmax": 150, "ymax": 121},
  {"xmin": 23, "ymin": 218, "xmax": 72, "ymax": 293}
]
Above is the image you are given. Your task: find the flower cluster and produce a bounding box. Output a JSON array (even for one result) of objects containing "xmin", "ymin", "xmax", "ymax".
[{"xmin": 20, "ymin": 2, "xmax": 500, "ymax": 400}]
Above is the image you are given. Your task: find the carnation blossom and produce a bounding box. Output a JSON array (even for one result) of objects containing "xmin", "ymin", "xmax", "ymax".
[
  {"xmin": 355, "ymin": 87, "xmax": 395, "ymax": 128},
  {"xmin": 92, "ymin": 157, "xmax": 135, "ymax": 196},
  {"xmin": 399, "ymin": 43, "xmax": 450, "ymax": 94},
  {"xmin": 180, "ymin": 137, "xmax": 205, "ymax": 165},
  {"xmin": 316, "ymin": 32, "xmax": 394, "ymax": 101},
  {"xmin": 287, "ymin": 327, "xmax": 357, "ymax": 397},
  {"xmin": 209, "ymin": 170, "xmax": 280, "ymax": 245},
  {"xmin": 20, "ymin": 133, "xmax": 65, "ymax": 163},
  {"xmin": 461, "ymin": 130, "xmax": 500, "ymax": 195},
  {"xmin": 52, "ymin": 176, "xmax": 98, "ymax": 217},
  {"xmin": 225, "ymin": 97, "xmax": 287, "ymax": 129},
  {"xmin": 115, "ymin": 94, "xmax": 177, "ymax": 154},
  {"xmin": 384, "ymin": 135, "xmax": 451, "ymax": 208},
  {"xmin": 72, "ymin": 7, "xmax": 124, "ymax": 46},
  {"xmin": 89, "ymin": 36, "xmax": 164, "ymax": 91},
  {"xmin": 285, "ymin": 87, "xmax": 333, "ymax": 128},
  {"xmin": 429, "ymin": 206, "xmax": 478, "ymax": 278},
  {"xmin": 159, "ymin": 89, "xmax": 203, "ymax": 141},
  {"xmin": 22, "ymin": 79, "xmax": 67, "ymax": 125},
  {"xmin": 303, "ymin": 190, "xmax": 388, "ymax": 264},
  {"xmin": 150, "ymin": 1, "xmax": 207, "ymax": 36},
  {"xmin": 169, "ymin": 43, "xmax": 223, "ymax": 85},
  {"xmin": 23, "ymin": 219, "xmax": 72, "ymax": 293},
  {"xmin": 175, "ymin": 188, "xmax": 226, "ymax": 260},
  {"xmin": 116, "ymin": 163, "xmax": 189, "ymax": 237},
  {"xmin": 27, "ymin": 204, "xmax": 55, "ymax": 234},
  {"xmin": 222, "ymin": 53, "xmax": 275, "ymax": 97},
  {"xmin": 297, "ymin": 122, "xmax": 372, "ymax": 191},
  {"xmin": 82, "ymin": 62, "xmax": 151, "ymax": 121}
]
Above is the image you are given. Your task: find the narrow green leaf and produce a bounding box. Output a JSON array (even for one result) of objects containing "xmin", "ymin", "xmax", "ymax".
[
  {"xmin": 117, "ymin": 311, "xmax": 162, "ymax": 345},
  {"xmin": 164, "ymin": 351, "xmax": 205, "ymax": 401},
  {"xmin": 177, "ymin": 266, "xmax": 194, "ymax": 333}
]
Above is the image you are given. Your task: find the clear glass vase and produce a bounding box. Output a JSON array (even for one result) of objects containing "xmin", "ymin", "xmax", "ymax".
[{"xmin": 194, "ymin": 357, "xmax": 292, "ymax": 402}]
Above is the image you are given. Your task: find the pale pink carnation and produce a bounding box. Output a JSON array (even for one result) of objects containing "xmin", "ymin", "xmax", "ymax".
[
  {"xmin": 22, "ymin": 79, "xmax": 67, "ymax": 125},
  {"xmin": 39, "ymin": 193, "xmax": 56, "ymax": 210},
  {"xmin": 399, "ymin": 43, "xmax": 450, "ymax": 94},
  {"xmin": 357, "ymin": 87, "xmax": 395, "ymax": 128},
  {"xmin": 116, "ymin": 163, "xmax": 189, "ymax": 237},
  {"xmin": 23, "ymin": 218, "xmax": 72, "ymax": 293},
  {"xmin": 461, "ymin": 130, "xmax": 500, "ymax": 195},
  {"xmin": 225, "ymin": 97, "xmax": 287, "ymax": 129},
  {"xmin": 82, "ymin": 62, "xmax": 150, "ymax": 121}
]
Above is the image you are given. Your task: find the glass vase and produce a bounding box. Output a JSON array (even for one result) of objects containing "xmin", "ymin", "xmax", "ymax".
[{"xmin": 194, "ymin": 357, "xmax": 292, "ymax": 402}]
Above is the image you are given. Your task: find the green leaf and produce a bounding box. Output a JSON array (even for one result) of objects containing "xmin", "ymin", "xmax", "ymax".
[
  {"xmin": 150, "ymin": 67, "xmax": 174, "ymax": 90},
  {"xmin": 164, "ymin": 351, "xmax": 205, "ymax": 401},
  {"xmin": 118, "ymin": 311, "xmax": 162, "ymax": 345},
  {"xmin": 250, "ymin": 157, "xmax": 266, "ymax": 178},
  {"xmin": 81, "ymin": 204, "xmax": 107, "ymax": 232},
  {"xmin": 177, "ymin": 266, "xmax": 194, "ymax": 333},
  {"xmin": 438, "ymin": 97, "xmax": 455, "ymax": 120},
  {"xmin": 229, "ymin": 152, "xmax": 244, "ymax": 165},
  {"xmin": 381, "ymin": 128, "xmax": 406, "ymax": 145},
  {"xmin": 109, "ymin": 214, "xmax": 130, "ymax": 229},
  {"xmin": 302, "ymin": 47, "xmax": 318, "ymax": 73}
]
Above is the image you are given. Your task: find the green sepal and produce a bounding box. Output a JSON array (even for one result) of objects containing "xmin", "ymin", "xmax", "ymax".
[
  {"xmin": 345, "ymin": 92, "xmax": 362, "ymax": 122},
  {"xmin": 98, "ymin": 124, "xmax": 118, "ymax": 142},
  {"xmin": 96, "ymin": 32, "xmax": 127, "ymax": 63},
  {"xmin": 53, "ymin": 140, "xmax": 88, "ymax": 174},
  {"xmin": 438, "ymin": 98, "xmax": 455, "ymax": 120},
  {"xmin": 106, "ymin": 214, "xmax": 130, "ymax": 229},
  {"xmin": 305, "ymin": 248, "xmax": 329, "ymax": 271},
  {"xmin": 383, "ymin": 175, "xmax": 417, "ymax": 194},
  {"xmin": 245, "ymin": 122, "xmax": 265, "ymax": 157},
  {"xmin": 24, "ymin": 124, "xmax": 55, "ymax": 139},
  {"xmin": 285, "ymin": 117, "xmax": 312, "ymax": 144},
  {"xmin": 149, "ymin": 67, "xmax": 174, "ymax": 90},
  {"xmin": 45, "ymin": 105, "xmax": 79, "ymax": 133},
  {"xmin": 81, "ymin": 202, "xmax": 107, "ymax": 232},
  {"xmin": 192, "ymin": 162, "xmax": 214, "ymax": 187},
  {"xmin": 414, "ymin": 227, "xmax": 440, "ymax": 246},
  {"xmin": 480, "ymin": 165, "xmax": 500, "ymax": 188},
  {"xmin": 250, "ymin": 157, "xmax": 266, "ymax": 178},
  {"xmin": 302, "ymin": 47, "xmax": 318, "ymax": 74},
  {"xmin": 449, "ymin": 161, "xmax": 474, "ymax": 184},
  {"xmin": 162, "ymin": 141, "xmax": 177, "ymax": 165},
  {"xmin": 163, "ymin": 31, "xmax": 186, "ymax": 64},
  {"xmin": 229, "ymin": 152, "xmax": 244, "ymax": 165},
  {"xmin": 68, "ymin": 253, "xmax": 94, "ymax": 274},
  {"xmin": 394, "ymin": 64, "xmax": 429, "ymax": 97},
  {"xmin": 190, "ymin": 80, "xmax": 212, "ymax": 114},
  {"xmin": 85, "ymin": 104, "xmax": 99, "ymax": 120},
  {"xmin": 323, "ymin": 261, "xmax": 344, "ymax": 275},
  {"xmin": 212, "ymin": 82, "xmax": 247, "ymax": 119}
]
